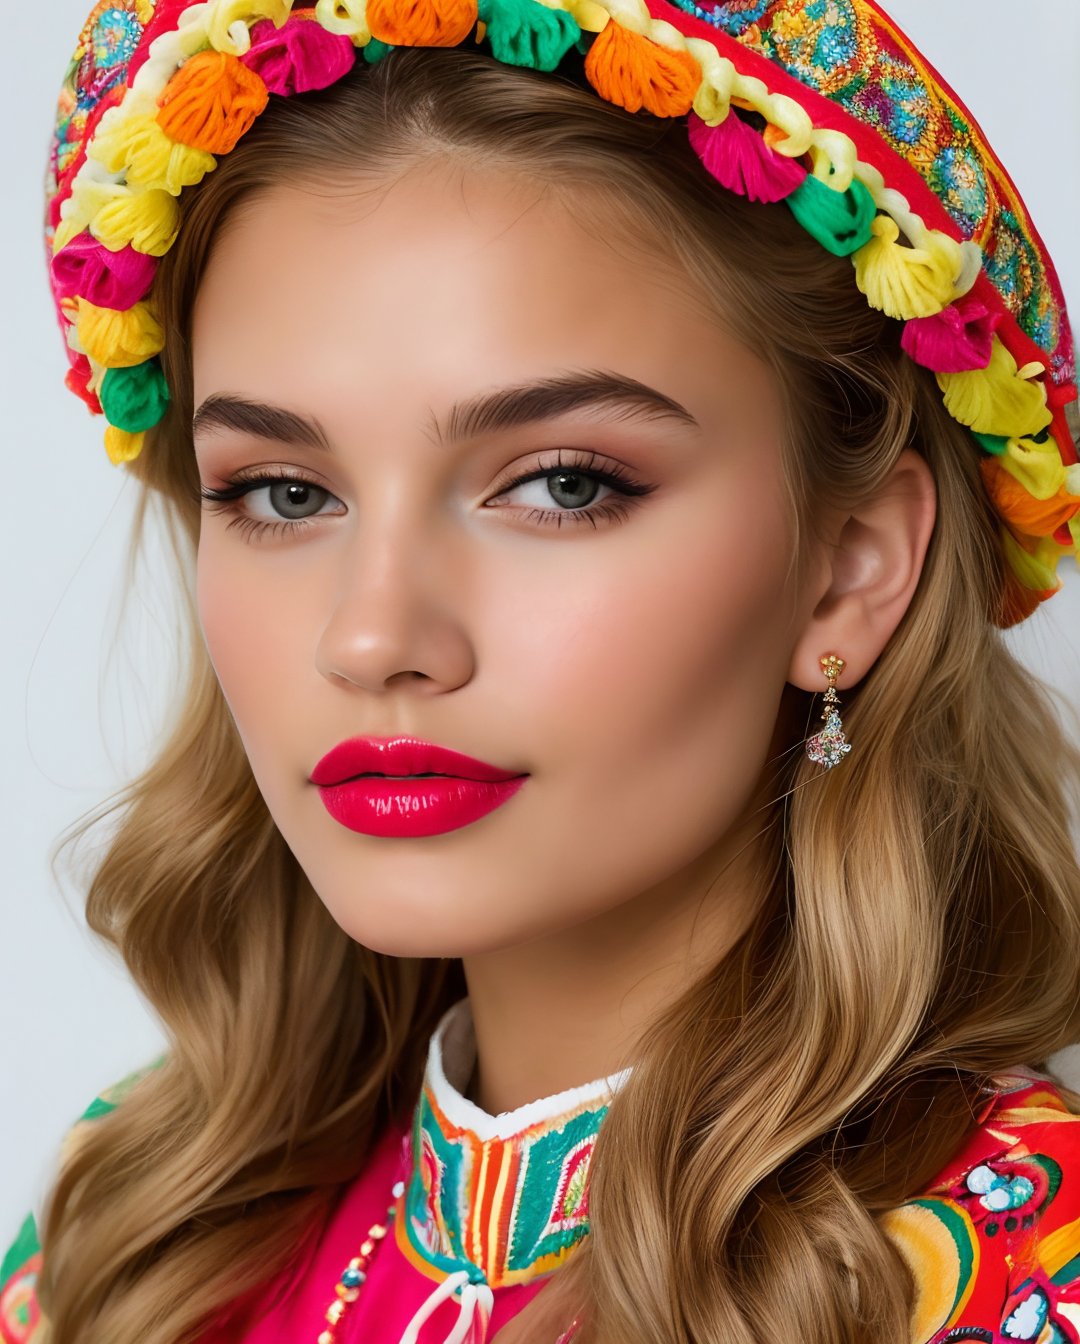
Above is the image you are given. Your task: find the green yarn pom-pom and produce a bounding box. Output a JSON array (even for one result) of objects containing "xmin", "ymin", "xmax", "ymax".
[
  {"xmin": 477, "ymin": 0, "xmax": 580, "ymax": 71},
  {"xmin": 972, "ymin": 431, "xmax": 1010, "ymax": 455},
  {"xmin": 363, "ymin": 37, "xmax": 393, "ymax": 63},
  {"xmin": 100, "ymin": 358, "xmax": 170, "ymax": 433},
  {"xmin": 786, "ymin": 173, "xmax": 877, "ymax": 257}
]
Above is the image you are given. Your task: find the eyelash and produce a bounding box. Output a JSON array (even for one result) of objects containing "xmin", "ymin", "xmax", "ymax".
[{"xmin": 198, "ymin": 449, "xmax": 658, "ymax": 542}]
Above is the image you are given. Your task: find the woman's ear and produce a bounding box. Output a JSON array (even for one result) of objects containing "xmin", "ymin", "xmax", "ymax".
[{"xmin": 788, "ymin": 446, "xmax": 937, "ymax": 692}]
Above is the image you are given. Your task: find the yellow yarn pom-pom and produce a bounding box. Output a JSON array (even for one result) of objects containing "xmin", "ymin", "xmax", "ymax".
[
  {"xmin": 54, "ymin": 215, "xmax": 86, "ymax": 254},
  {"xmin": 938, "ymin": 338, "xmax": 1054, "ymax": 439},
  {"xmin": 687, "ymin": 39, "xmax": 735, "ymax": 125},
  {"xmin": 104, "ymin": 425, "xmax": 148, "ymax": 464},
  {"xmin": 996, "ymin": 433, "xmax": 1069, "ymax": 501},
  {"xmin": 206, "ymin": 0, "xmax": 291, "ymax": 54},
  {"xmin": 560, "ymin": 0, "xmax": 611, "ymax": 32},
  {"xmin": 90, "ymin": 111, "xmax": 217, "ymax": 195},
  {"xmin": 89, "ymin": 188, "xmax": 181, "ymax": 256},
  {"xmin": 76, "ymin": 298, "xmax": 165, "ymax": 368},
  {"xmin": 53, "ymin": 179, "xmax": 133, "ymax": 253},
  {"xmin": 853, "ymin": 215, "xmax": 968, "ymax": 321},
  {"xmin": 806, "ymin": 129, "xmax": 857, "ymax": 191},
  {"xmin": 314, "ymin": 0, "xmax": 371, "ymax": 40}
]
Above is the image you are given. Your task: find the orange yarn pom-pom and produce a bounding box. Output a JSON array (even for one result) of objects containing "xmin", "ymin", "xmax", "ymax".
[
  {"xmin": 156, "ymin": 51, "xmax": 269, "ymax": 155},
  {"xmin": 997, "ymin": 566, "xmax": 1052, "ymax": 627},
  {"xmin": 366, "ymin": 0, "xmax": 478, "ymax": 46},
  {"xmin": 980, "ymin": 457, "xmax": 1080, "ymax": 538},
  {"xmin": 584, "ymin": 20, "xmax": 700, "ymax": 117}
]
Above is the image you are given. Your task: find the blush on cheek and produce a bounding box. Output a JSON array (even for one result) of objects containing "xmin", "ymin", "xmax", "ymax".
[
  {"xmin": 565, "ymin": 534, "xmax": 792, "ymax": 840},
  {"xmin": 196, "ymin": 544, "xmax": 238, "ymax": 682},
  {"xmin": 195, "ymin": 544, "xmax": 275, "ymax": 734}
]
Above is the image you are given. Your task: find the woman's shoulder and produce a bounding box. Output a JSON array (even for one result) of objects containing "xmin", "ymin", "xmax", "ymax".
[
  {"xmin": 878, "ymin": 1067, "xmax": 1080, "ymax": 1343},
  {"xmin": 0, "ymin": 1056, "xmax": 166, "ymax": 1344}
]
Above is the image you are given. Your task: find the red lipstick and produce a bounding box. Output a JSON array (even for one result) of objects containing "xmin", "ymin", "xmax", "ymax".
[{"xmin": 310, "ymin": 735, "xmax": 529, "ymax": 838}]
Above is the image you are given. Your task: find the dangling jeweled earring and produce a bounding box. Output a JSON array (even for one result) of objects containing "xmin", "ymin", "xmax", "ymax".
[{"xmin": 805, "ymin": 653, "xmax": 852, "ymax": 770}]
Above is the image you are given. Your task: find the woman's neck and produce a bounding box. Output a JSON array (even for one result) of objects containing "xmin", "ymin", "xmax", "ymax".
[{"xmin": 459, "ymin": 815, "xmax": 765, "ymax": 1117}]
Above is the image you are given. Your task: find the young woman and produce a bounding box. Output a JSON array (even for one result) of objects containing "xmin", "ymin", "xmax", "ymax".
[{"xmin": 5, "ymin": 2, "xmax": 1080, "ymax": 1342}]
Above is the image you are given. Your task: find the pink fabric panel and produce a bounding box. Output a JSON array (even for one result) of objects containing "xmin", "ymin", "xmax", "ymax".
[{"xmin": 203, "ymin": 1120, "xmax": 550, "ymax": 1342}]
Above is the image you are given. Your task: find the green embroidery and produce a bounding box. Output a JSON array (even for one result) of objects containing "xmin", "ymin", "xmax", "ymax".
[
  {"xmin": 506, "ymin": 1109, "xmax": 604, "ymax": 1269},
  {"xmin": 0, "ymin": 1211, "xmax": 40, "ymax": 1286},
  {"xmin": 76, "ymin": 1053, "xmax": 168, "ymax": 1123},
  {"xmin": 80, "ymin": 1094, "xmax": 119, "ymax": 1122},
  {"xmin": 1, "ymin": 1054, "xmax": 169, "ymax": 1295}
]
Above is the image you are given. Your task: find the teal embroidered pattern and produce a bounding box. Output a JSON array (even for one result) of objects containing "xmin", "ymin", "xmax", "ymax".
[{"xmin": 393, "ymin": 1001, "xmax": 629, "ymax": 1288}]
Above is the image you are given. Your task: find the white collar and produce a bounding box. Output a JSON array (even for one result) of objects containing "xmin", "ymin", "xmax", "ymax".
[{"xmin": 425, "ymin": 996, "xmax": 634, "ymax": 1143}]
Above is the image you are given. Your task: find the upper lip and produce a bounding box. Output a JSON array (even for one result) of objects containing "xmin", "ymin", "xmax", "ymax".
[{"xmin": 310, "ymin": 735, "xmax": 527, "ymax": 786}]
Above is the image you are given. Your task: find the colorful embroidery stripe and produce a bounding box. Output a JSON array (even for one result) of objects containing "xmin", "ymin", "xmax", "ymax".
[{"xmin": 399, "ymin": 1078, "xmax": 609, "ymax": 1286}]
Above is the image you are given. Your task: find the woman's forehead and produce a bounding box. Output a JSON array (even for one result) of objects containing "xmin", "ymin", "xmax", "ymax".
[{"xmin": 191, "ymin": 168, "xmax": 778, "ymax": 440}]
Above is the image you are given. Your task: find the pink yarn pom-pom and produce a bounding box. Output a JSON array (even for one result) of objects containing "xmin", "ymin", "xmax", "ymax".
[
  {"xmin": 241, "ymin": 14, "xmax": 357, "ymax": 97},
  {"xmin": 686, "ymin": 109, "xmax": 806, "ymax": 204},
  {"xmin": 901, "ymin": 295, "xmax": 1002, "ymax": 373},
  {"xmin": 51, "ymin": 232, "xmax": 158, "ymax": 312}
]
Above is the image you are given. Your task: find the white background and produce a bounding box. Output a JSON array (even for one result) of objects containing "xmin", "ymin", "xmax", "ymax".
[{"xmin": 2, "ymin": 2, "xmax": 1079, "ymax": 1239}]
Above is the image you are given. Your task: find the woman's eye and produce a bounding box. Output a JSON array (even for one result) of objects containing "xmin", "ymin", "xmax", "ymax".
[
  {"xmin": 487, "ymin": 451, "xmax": 657, "ymax": 530},
  {"xmin": 242, "ymin": 480, "xmax": 338, "ymax": 523},
  {"xmin": 493, "ymin": 466, "xmax": 616, "ymax": 515},
  {"xmin": 199, "ymin": 475, "xmax": 343, "ymax": 541}
]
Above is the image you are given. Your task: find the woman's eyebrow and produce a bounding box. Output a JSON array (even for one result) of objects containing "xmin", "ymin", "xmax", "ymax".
[
  {"xmin": 191, "ymin": 369, "xmax": 700, "ymax": 453},
  {"xmin": 192, "ymin": 395, "xmax": 332, "ymax": 451},
  {"xmin": 431, "ymin": 369, "xmax": 701, "ymax": 443}
]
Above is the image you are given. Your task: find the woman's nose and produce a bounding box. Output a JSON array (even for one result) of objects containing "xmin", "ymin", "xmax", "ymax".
[{"xmin": 312, "ymin": 512, "xmax": 476, "ymax": 696}]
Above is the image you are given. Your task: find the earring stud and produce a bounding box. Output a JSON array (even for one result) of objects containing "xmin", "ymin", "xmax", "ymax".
[{"xmin": 805, "ymin": 654, "xmax": 852, "ymax": 770}]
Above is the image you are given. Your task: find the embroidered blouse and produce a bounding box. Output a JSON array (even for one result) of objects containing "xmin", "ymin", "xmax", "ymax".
[{"xmin": 4, "ymin": 1000, "xmax": 1080, "ymax": 1344}]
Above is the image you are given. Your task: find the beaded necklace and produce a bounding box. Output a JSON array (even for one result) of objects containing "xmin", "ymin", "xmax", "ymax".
[
  {"xmin": 315, "ymin": 1048, "xmax": 487, "ymax": 1343},
  {"xmin": 315, "ymin": 1182, "xmax": 582, "ymax": 1344},
  {"xmin": 316, "ymin": 1177, "xmax": 405, "ymax": 1343},
  {"xmin": 310, "ymin": 1165, "xmax": 584, "ymax": 1344}
]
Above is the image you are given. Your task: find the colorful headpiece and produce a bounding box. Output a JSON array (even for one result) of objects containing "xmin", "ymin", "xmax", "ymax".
[{"xmin": 45, "ymin": 0, "xmax": 1078, "ymax": 625}]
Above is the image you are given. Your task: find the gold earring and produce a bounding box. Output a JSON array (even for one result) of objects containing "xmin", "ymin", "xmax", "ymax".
[{"xmin": 805, "ymin": 654, "xmax": 852, "ymax": 770}]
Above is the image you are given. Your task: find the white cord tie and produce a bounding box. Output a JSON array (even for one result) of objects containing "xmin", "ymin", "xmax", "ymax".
[{"xmin": 398, "ymin": 1268, "xmax": 495, "ymax": 1344}]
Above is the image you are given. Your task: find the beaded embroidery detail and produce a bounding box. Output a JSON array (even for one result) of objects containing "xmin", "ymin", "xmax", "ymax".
[
  {"xmin": 663, "ymin": 0, "xmax": 1072, "ymax": 386},
  {"xmin": 51, "ymin": 1, "xmax": 150, "ymax": 183}
]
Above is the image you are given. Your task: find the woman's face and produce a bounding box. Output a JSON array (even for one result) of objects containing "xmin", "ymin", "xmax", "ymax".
[{"xmin": 192, "ymin": 161, "xmax": 810, "ymax": 958}]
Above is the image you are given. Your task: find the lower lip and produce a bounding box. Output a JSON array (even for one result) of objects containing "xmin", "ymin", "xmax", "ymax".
[{"xmin": 315, "ymin": 774, "xmax": 529, "ymax": 837}]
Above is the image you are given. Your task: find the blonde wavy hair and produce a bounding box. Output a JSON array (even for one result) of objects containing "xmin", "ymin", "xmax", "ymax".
[{"xmin": 36, "ymin": 44, "xmax": 1080, "ymax": 1344}]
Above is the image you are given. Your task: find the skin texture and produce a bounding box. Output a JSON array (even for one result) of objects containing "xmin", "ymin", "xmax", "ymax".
[{"xmin": 192, "ymin": 160, "xmax": 936, "ymax": 1115}]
